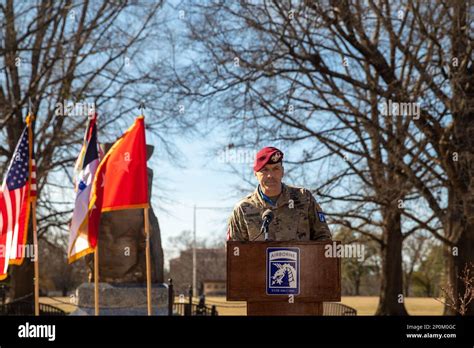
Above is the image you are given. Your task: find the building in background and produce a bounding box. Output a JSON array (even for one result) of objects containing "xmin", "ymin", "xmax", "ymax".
[
  {"xmin": 169, "ymin": 248, "xmax": 226, "ymax": 295},
  {"xmin": 202, "ymin": 279, "xmax": 226, "ymax": 296}
]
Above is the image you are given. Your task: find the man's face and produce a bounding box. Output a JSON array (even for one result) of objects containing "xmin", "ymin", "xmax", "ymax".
[{"xmin": 255, "ymin": 163, "xmax": 284, "ymax": 195}]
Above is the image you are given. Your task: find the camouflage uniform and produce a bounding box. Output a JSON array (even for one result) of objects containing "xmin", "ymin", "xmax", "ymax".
[{"xmin": 227, "ymin": 183, "xmax": 332, "ymax": 241}]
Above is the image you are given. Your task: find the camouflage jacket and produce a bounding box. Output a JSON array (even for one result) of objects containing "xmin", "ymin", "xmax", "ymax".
[{"xmin": 227, "ymin": 183, "xmax": 332, "ymax": 241}]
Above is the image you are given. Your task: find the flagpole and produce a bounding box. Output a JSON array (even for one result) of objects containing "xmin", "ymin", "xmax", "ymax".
[
  {"xmin": 139, "ymin": 110, "xmax": 152, "ymax": 316},
  {"xmin": 26, "ymin": 113, "xmax": 39, "ymax": 316},
  {"xmin": 94, "ymin": 244, "xmax": 99, "ymax": 316},
  {"xmin": 32, "ymin": 200, "xmax": 39, "ymax": 316},
  {"xmin": 144, "ymin": 207, "xmax": 152, "ymax": 315}
]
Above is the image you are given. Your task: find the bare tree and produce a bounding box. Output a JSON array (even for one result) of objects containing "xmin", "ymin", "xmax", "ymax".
[
  {"xmin": 170, "ymin": 0, "xmax": 473, "ymax": 314},
  {"xmin": 0, "ymin": 0, "xmax": 197, "ymax": 298},
  {"xmin": 436, "ymin": 263, "xmax": 474, "ymax": 316},
  {"xmin": 335, "ymin": 227, "xmax": 380, "ymax": 296},
  {"xmin": 403, "ymin": 233, "xmax": 433, "ymax": 296}
]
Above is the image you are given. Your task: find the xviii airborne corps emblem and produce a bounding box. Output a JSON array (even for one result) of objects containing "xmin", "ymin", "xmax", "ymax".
[{"xmin": 266, "ymin": 247, "xmax": 300, "ymax": 295}]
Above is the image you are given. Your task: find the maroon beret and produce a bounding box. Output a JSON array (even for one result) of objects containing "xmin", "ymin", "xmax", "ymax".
[{"xmin": 253, "ymin": 147, "xmax": 284, "ymax": 172}]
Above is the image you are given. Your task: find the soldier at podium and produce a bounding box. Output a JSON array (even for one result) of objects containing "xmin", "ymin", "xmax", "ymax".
[{"xmin": 227, "ymin": 146, "xmax": 332, "ymax": 242}]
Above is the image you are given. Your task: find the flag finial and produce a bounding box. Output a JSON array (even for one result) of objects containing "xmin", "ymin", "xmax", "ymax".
[
  {"xmin": 26, "ymin": 113, "xmax": 35, "ymax": 126},
  {"xmin": 138, "ymin": 101, "xmax": 145, "ymax": 117}
]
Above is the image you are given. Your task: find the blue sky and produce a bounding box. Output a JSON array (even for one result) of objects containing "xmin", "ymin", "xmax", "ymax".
[
  {"xmin": 3, "ymin": 1, "xmax": 441, "ymax": 271},
  {"xmin": 149, "ymin": 125, "xmax": 255, "ymax": 267}
]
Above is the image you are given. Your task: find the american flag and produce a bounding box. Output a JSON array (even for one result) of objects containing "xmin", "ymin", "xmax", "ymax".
[{"xmin": 0, "ymin": 125, "xmax": 36, "ymax": 279}]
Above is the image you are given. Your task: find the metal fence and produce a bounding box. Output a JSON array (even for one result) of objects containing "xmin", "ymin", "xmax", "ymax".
[
  {"xmin": 166, "ymin": 280, "xmax": 357, "ymax": 316},
  {"xmin": 0, "ymin": 283, "xmax": 355, "ymax": 316},
  {"xmin": 323, "ymin": 302, "xmax": 357, "ymax": 316},
  {"xmin": 0, "ymin": 294, "xmax": 66, "ymax": 316},
  {"xmin": 168, "ymin": 279, "xmax": 218, "ymax": 316},
  {"xmin": 173, "ymin": 302, "xmax": 218, "ymax": 316}
]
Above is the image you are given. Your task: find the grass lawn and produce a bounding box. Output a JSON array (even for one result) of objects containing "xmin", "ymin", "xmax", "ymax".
[
  {"xmin": 340, "ymin": 296, "xmax": 444, "ymax": 315},
  {"xmin": 40, "ymin": 295, "xmax": 445, "ymax": 316},
  {"xmin": 205, "ymin": 296, "xmax": 445, "ymax": 316}
]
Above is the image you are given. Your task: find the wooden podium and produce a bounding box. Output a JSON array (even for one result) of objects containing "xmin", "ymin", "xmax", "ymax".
[{"xmin": 226, "ymin": 241, "xmax": 341, "ymax": 316}]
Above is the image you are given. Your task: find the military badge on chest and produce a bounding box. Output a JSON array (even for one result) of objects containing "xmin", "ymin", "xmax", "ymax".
[{"xmin": 266, "ymin": 247, "xmax": 300, "ymax": 295}]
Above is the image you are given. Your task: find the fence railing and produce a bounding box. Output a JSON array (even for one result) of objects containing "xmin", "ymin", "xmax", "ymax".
[
  {"xmin": 0, "ymin": 295, "xmax": 66, "ymax": 316},
  {"xmin": 166, "ymin": 280, "xmax": 357, "ymax": 316},
  {"xmin": 323, "ymin": 302, "xmax": 357, "ymax": 316},
  {"xmin": 173, "ymin": 302, "xmax": 218, "ymax": 316},
  {"xmin": 167, "ymin": 279, "xmax": 218, "ymax": 316},
  {"xmin": 0, "ymin": 284, "xmax": 355, "ymax": 316}
]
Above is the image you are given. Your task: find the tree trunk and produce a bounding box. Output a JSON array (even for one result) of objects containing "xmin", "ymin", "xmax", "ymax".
[
  {"xmin": 375, "ymin": 208, "xmax": 409, "ymax": 315},
  {"xmin": 443, "ymin": 218, "xmax": 474, "ymax": 315},
  {"xmin": 443, "ymin": 0, "xmax": 474, "ymax": 316},
  {"xmin": 443, "ymin": 100, "xmax": 474, "ymax": 315},
  {"xmin": 404, "ymin": 275, "xmax": 410, "ymax": 298},
  {"xmin": 355, "ymin": 277, "xmax": 360, "ymax": 296}
]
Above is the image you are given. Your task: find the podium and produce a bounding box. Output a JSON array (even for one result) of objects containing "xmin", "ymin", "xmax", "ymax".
[{"xmin": 226, "ymin": 241, "xmax": 341, "ymax": 315}]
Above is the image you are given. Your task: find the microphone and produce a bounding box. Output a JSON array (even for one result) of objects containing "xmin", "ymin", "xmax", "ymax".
[{"xmin": 261, "ymin": 209, "xmax": 274, "ymax": 241}]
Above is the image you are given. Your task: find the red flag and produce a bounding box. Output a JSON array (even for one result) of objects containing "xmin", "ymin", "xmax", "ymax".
[{"xmin": 87, "ymin": 116, "xmax": 149, "ymax": 248}]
